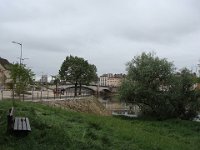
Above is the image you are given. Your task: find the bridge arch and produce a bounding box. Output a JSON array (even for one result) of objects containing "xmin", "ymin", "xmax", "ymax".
[
  {"xmin": 64, "ymin": 85, "xmax": 96, "ymax": 95},
  {"xmin": 58, "ymin": 85, "xmax": 112, "ymax": 95}
]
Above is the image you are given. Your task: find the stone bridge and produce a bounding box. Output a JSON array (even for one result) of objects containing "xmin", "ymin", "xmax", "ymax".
[{"xmin": 58, "ymin": 85, "xmax": 111, "ymax": 93}]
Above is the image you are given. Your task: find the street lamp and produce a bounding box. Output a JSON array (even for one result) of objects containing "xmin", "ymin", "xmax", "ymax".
[
  {"xmin": 18, "ymin": 57, "xmax": 29, "ymax": 64},
  {"xmin": 12, "ymin": 41, "xmax": 23, "ymax": 100},
  {"xmin": 12, "ymin": 41, "xmax": 22, "ymax": 66}
]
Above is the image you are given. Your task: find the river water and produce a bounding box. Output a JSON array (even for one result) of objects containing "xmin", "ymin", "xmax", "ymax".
[{"xmin": 98, "ymin": 96, "xmax": 140, "ymax": 115}]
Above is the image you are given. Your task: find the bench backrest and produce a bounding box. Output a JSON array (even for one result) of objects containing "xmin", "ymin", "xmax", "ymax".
[{"xmin": 9, "ymin": 107, "xmax": 14, "ymax": 116}]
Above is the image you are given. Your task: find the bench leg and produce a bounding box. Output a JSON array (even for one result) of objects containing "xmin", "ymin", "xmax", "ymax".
[{"xmin": 7, "ymin": 115, "xmax": 14, "ymax": 132}]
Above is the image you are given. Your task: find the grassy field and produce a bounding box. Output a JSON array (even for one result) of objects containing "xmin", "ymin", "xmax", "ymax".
[{"xmin": 0, "ymin": 100, "xmax": 200, "ymax": 150}]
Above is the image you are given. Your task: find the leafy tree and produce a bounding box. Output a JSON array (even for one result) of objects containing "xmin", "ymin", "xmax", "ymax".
[
  {"xmin": 120, "ymin": 52, "xmax": 200, "ymax": 119},
  {"xmin": 195, "ymin": 76, "xmax": 200, "ymax": 83},
  {"xmin": 10, "ymin": 63, "xmax": 35, "ymax": 97},
  {"xmin": 169, "ymin": 68, "xmax": 200, "ymax": 119},
  {"xmin": 78, "ymin": 64, "xmax": 98, "ymax": 95},
  {"xmin": 59, "ymin": 55, "xmax": 97, "ymax": 96},
  {"xmin": 120, "ymin": 52, "xmax": 174, "ymax": 117}
]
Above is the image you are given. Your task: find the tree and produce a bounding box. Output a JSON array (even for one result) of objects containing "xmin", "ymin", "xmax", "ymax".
[
  {"xmin": 59, "ymin": 55, "xmax": 97, "ymax": 96},
  {"xmin": 10, "ymin": 63, "xmax": 35, "ymax": 98},
  {"xmin": 119, "ymin": 52, "xmax": 200, "ymax": 119},
  {"xmin": 119, "ymin": 52, "xmax": 174, "ymax": 118},
  {"xmin": 169, "ymin": 68, "xmax": 200, "ymax": 119},
  {"xmin": 77, "ymin": 64, "xmax": 98, "ymax": 95}
]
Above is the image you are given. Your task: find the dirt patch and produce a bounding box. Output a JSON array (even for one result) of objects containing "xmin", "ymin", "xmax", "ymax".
[{"xmin": 40, "ymin": 97, "xmax": 111, "ymax": 116}]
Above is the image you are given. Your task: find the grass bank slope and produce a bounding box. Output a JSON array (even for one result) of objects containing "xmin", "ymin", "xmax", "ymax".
[
  {"xmin": 0, "ymin": 100, "xmax": 200, "ymax": 150},
  {"xmin": 40, "ymin": 97, "xmax": 111, "ymax": 116}
]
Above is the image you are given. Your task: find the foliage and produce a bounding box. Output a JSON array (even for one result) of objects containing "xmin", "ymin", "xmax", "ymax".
[
  {"xmin": 119, "ymin": 52, "xmax": 200, "ymax": 119},
  {"xmin": 169, "ymin": 68, "xmax": 200, "ymax": 119},
  {"xmin": 78, "ymin": 64, "xmax": 98, "ymax": 85},
  {"xmin": 120, "ymin": 52, "xmax": 174, "ymax": 118},
  {"xmin": 195, "ymin": 76, "xmax": 200, "ymax": 83},
  {"xmin": 0, "ymin": 100, "xmax": 200, "ymax": 150},
  {"xmin": 59, "ymin": 55, "xmax": 97, "ymax": 96},
  {"xmin": 10, "ymin": 63, "xmax": 35, "ymax": 95}
]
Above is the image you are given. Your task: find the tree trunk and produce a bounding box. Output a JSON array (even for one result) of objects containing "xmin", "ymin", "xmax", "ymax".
[
  {"xmin": 74, "ymin": 82, "xmax": 77, "ymax": 97},
  {"xmin": 56, "ymin": 82, "xmax": 58, "ymax": 96},
  {"xmin": 79, "ymin": 83, "xmax": 82, "ymax": 95}
]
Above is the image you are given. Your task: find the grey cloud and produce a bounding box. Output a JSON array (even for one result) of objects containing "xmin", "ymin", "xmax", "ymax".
[
  {"xmin": 1, "ymin": 0, "xmax": 200, "ymax": 76},
  {"xmin": 111, "ymin": 1, "xmax": 200, "ymax": 44}
]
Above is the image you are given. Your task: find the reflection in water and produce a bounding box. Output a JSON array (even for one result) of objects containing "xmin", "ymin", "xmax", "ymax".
[{"xmin": 98, "ymin": 96, "xmax": 140, "ymax": 116}]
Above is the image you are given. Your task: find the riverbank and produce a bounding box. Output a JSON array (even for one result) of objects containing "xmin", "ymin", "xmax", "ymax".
[{"xmin": 39, "ymin": 96, "xmax": 111, "ymax": 116}]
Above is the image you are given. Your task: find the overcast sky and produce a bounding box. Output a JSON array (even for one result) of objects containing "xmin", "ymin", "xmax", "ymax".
[{"xmin": 1, "ymin": 0, "xmax": 200, "ymax": 79}]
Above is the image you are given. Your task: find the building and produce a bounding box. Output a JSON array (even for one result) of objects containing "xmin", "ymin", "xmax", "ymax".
[
  {"xmin": 107, "ymin": 74, "xmax": 126, "ymax": 87},
  {"xmin": 99, "ymin": 73, "xmax": 125, "ymax": 87},
  {"xmin": 40, "ymin": 75, "xmax": 48, "ymax": 84},
  {"xmin": 107, "ymin": 77, "xmax": 122, "ymax": 87},
  {"xmin": 0, "ymin": 57, "xmax": 12, "ymax": 88},
  {"xmin": 99, "ymin": 74, "xmax": 108, "ymax": 86}
]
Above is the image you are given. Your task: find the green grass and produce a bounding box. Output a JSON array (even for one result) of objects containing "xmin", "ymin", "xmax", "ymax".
[{"xmin": 0, "ymin": 100, "xmax": 200, "ymax": 150}]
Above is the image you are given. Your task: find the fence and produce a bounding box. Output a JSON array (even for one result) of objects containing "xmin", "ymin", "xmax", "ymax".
[{"xmin": 0, "ymin": 89, "xmax": 93, "ymax": 101}]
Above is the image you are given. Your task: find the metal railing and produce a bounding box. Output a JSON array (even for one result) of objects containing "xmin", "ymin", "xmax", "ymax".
[{"xmin": 0, "ymin": 89, "xmax": 93, "ymax": 101}]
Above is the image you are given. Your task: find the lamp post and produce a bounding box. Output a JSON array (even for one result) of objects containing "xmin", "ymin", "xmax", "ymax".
[
  {"xmin": 12, "ymin": 41, "xmax": 22, "ymax": 66},
  {"xmin": 12, "ymin": 41, "xmax": 23, "ymax": 100}
]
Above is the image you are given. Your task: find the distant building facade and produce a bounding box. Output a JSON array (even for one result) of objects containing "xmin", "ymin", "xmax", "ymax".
[
  {"xmin": 40, "ymin": 75, "xmax": 48, "ymax": 84},
  {"xmin": 99, "ymin": 74, "xmax": 108, "ymax": 86},
  {"xmin": 0, "ymin": 57, "xmax": 11, "ymax": 88},
  {"xmin": 99, "ymin": 73, "xmax": 125, "ymax": 87}
]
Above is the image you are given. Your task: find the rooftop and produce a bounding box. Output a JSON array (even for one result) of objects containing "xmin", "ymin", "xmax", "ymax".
[{"xmin": 0, "ymin": 57, "xmax": 11, "ymax": 70}]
